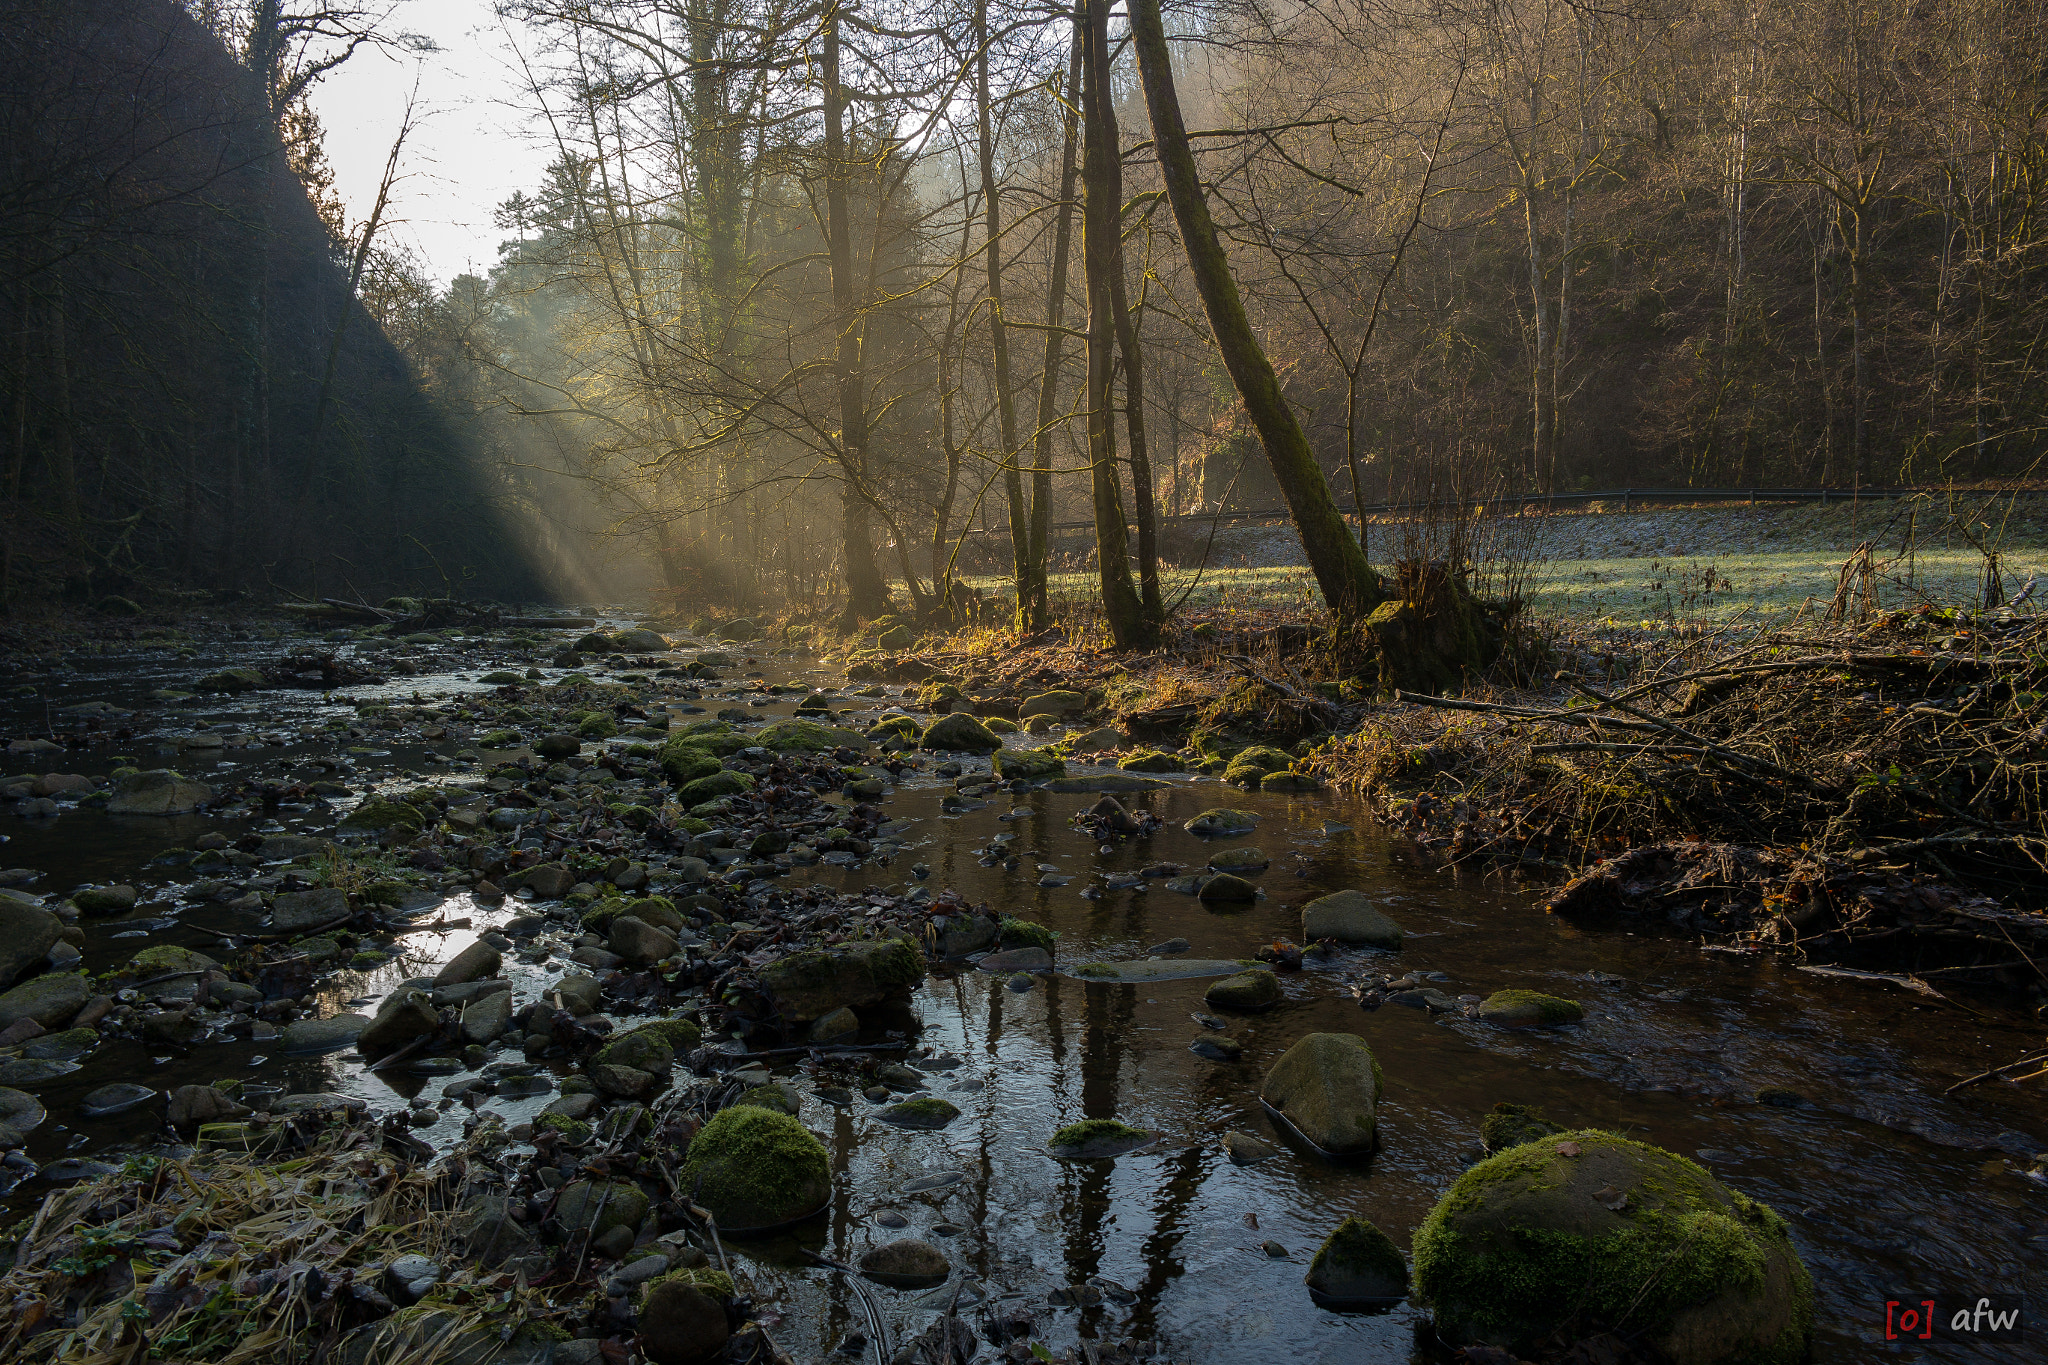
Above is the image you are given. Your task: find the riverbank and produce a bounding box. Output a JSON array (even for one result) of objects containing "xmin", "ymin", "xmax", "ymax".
[{"xmin": 0, "ymin": 602, "xmax": 2042, "ymax": 1364}]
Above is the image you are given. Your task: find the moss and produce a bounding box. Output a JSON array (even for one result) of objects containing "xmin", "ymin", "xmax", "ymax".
[
  {"xmin": 577, "ymin": 711, "xmax": 619, "ymax": 739},
  {"xmin": 998, "ymin": 917, "xmax": 1056, "ymax": 952},
  {"xmin": 755, "ymin": 718, "xmax": 852, "ymax": 752},
  {"xmin": 340, "ymin": 799, "xmax": 426, "ymax": 834},
  {"xmin": 1221, "ymin": 745, "xmax": 1294, "ymax": 788},
  {"xmin": 681, "ymin": 770, "xmax": 756, "ymax": 804},
  {"xmin": 881, "ymin": 1095, "xmax": 961, "ymax": 1128},
  {"xmin": 630, "ymin": 1016, "xmax": 701, "ymax": 1050},
  {"xmin": 985, "ymin": 716, "xmax": 1019, "ymax": 734},
  {"xmin": 865, "ymin": 715, "xmax": 920, "ymax": 742},
  {"xmin": 1412, "ymin": 1130, "xmax": 1811, "ymax": 1362},
  {"xmin": 659, "ymin": 739, "xmax": 723, "ymax": 786},
  {"xmin": 1048, "ymin": 1118, "xmax": 1147, "ymax": 1151},
  {"xmin": 608, "ymin": 803, "xmax": 656, "ymax": 829},
  {"xmin": 358, "ymin": 880, "xmax": 410, "ymax": 907},
  {"xmin": 535, "ymin": 1112, "xmax": 591, "ymax": 1142},
  {"xmin": 681, "ymin": 1105, "xmax": 832, "ymax": 1229},
  {"xmin": 581, "ymin": 898, "xmax": 631, "ymax": 930},
  {"xmin": 478, "ymin": 729, "xmax": 521, "ymax": 748},
  {"xmin": 646, "ymin": 1267, "xmax": 735, "ymax": 1302},
  {"xmin": 735, "ymin": 1082, "xmax": 801, "ymax": 1115},
  {"xmin": 1308, "ymin": 1215, "xmax": 1408, "ymax": 1297}
]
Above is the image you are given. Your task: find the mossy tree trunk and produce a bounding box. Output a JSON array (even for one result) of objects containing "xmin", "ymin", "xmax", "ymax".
[{"xmin": 1126, "ymin": 0, "xmax": 1382, "ymax": 621}]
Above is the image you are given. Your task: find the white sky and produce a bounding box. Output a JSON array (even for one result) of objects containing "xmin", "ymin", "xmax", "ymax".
[{"xmin": 308, "ymin": 1, "xmax": 554, "ymax": 285}]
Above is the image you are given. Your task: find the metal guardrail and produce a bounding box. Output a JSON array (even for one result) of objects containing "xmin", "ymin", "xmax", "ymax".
[{"xmin": 962, "ymin": 485, "xmax": 2042, "ymax": 537}]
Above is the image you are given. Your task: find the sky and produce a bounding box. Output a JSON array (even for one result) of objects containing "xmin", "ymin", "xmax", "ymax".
[{"xmin": 307, "ymin": 0, "xmax": 554, "ymax": 285}]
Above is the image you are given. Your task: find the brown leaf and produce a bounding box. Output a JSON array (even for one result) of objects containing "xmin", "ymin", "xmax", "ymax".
[
  {"xmin": 1593, "ymin": 1184, "xmax": 1629, "ymax": 1211},
  {"xmin": 1556, "ymin": 1141, "xmax": 1582, "ymax": 1157}
]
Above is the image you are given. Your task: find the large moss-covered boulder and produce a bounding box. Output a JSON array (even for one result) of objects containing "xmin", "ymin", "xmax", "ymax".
[
  {"xmin": 755, "ymin": 718, "xmax": 860, "ymax": 752},
  {"xmin": 554, "ymin": 1179, "xmax": 651, "ymax": 1238},
  {"xmin": 1259, "ymin": 1032, "xmax": 1382, "ymax": 1157},
  {"xmin": 759, "ymin": 936, "xmax": 924, "ymax": 1022},
  {"xmin": 1184, "ymin": 807, "xmax": 1258, "ymax": 837},
  {"xmin": 1019, "ymin": 690, "xmax": 1086, "ymax": 718},
  {"xmin": 1222, "ymin": 746, "xmax": 1294, "ymax": 788},
  {"xmin": 1412, "ymin": 1131, "xmax": 1812, "ymax": 1364},
  {"xmin": 681, "ymin": 1106, "xmax": 831, "ymax": 1231},
  {"xmin": 639, "ymin": 1279, "xmax": 729, "ymax": 1364},
  {"xmin": 921, "ymin": 712, "xmax": 1001, "ymax": 752},
  {"xmin": 1301, "ymin": 890, "xmax": 1404, "ymax": 949},
  {"xmin": 1305, "ymin": 1215, "xmax": 1408, "ymax": 1304}
]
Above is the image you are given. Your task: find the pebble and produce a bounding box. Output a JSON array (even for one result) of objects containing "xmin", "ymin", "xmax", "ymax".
[{"xmin": 1007, "ymin": 973, "xmax": 1034, "ymax": 992}]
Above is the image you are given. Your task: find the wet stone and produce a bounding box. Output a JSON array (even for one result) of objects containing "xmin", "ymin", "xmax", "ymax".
[{"xmin": 78, "ymin": 1083, "xmax": 158, "ymax": 1118}]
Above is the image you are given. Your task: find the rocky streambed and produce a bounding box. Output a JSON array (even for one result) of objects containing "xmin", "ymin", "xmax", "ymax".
[{"xmin": 0, "ymin": 611, "xmax": 2043, "ymax": 1364}]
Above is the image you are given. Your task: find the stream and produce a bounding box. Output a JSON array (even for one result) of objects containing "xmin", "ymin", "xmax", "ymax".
[{"xmin": 2, "ymin": 616, "xmax": 2043, "ymax": 1363}]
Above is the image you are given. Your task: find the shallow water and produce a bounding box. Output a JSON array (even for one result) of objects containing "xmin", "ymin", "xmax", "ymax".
[{"xmin": 3, "ymin": 627, "xmax": 2044, "ymax": 1363}]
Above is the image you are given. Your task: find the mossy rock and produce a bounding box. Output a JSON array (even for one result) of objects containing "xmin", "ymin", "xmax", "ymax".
[
  {"xmin": 865, "ymin": 715, "xmax": 920, "ymax": 742},
  {"xmin": 1482, "ymin": 1102, "xmax": 1565, "ymax": 1154},
  {"xmin": 1222, "ymin": 745, "xmax": 1294, "ymax": 788},
  {"xmin": 1047, "ymin": 1118, "xmax": 1153, "ymax": 1158},
  {"xmin": 1477, "ymin": 989, "xmax": 1585, "ymax": 1027},
  {"xmin": 195, "ymin": 667, "xmax": 265, "ymax": 693},
  {"xmin": 535, "ymin": 1111, "xmax": 592, "ymax": 1143},
  {"xmin": 1411, "ymin": 1130, "xmax": 1813, "ymax": 1363},
  {"xmin": 1197, "ymin": 873, "xmax": 1260, "ymax": 904},
  {"xmin": 659, "ymin": 739, "xmax": 724, "ymax": 786},
  {"xmin": 553, "ymin": 1178, "xmax": 651, "ymax": 1237},
  {"xmin": 479, "ymin": 671, "xmax": 523, "ymax": 685},
  {"xmin": 758, "ymin": 937, "xmax": 924, "ymax": 1022},
  {"xmin": 1117, "ymin": 749, "xmax": 1183, "ymax": 773},
  {"xmin": 1019, "ymin": 690, "xmax": 1086, "ymax": 719},
  {"xmin": 122, "ymin": 944, "xmax": 216, "ymax": 979},
  {"xmin": 679, "ymin": 770, "xmax": 755, "ymax": 803},
  {"xmin": 880, "ymin": 1095, "xmax": 961, "ymax": 1129},
  {"xmin": 736, "ymin": 1082, "xmax": 802, "ymax": 1116},
  {"xmin": 1205, "ymin": 968, "xmax": 1280, "ymax": 1010},
  {"xmin": 577, "ymin": 711, "xmax": 619, "ymax": 739},
  {"xmin": 994, "ymin": 747, "xmax": 1064, "ymax": 781},
  {"xmin": 755, "ymin": 718, "xmax": 860, "ymax": 752},
  {"xmin": 915, "ymin": 681, "xmax": 964, "ymax": 711},
  {"xmin": 1260, "ymin": 1032, "xmax": 1382, "ymax": 1157},
  {"xmin": 985, "ymin": 716, "xmax": 1019, "ymax": 734},
  {"xmin": 1305, "ymin": 1215, "xmax": 1408, "ymax": 1305},
  {"xmin": 1261, "ymin": 770, "xmax": 1323, "ymax": 792},
  {"xmin": 1184, "ymin": 807, "xmax": 1258, "ymax": 837},
  {"xmin": 998, "ymin": 917, "xmax": 1056, "ymax": 952},
  {"xmin": 921, "ymin": 712, "xmax": 1001, "ymax": 752},
  {"xmin": 478, "ymin": 729, "xmax": 521, "ymax": 748},
  {"xmin": 1207, "ymin": 845, "xmax": 1269, "ymax": 872},
  {"xmin": 681, "ymin": 1105, "xmax": 832, "ymax": 1231},
  {"xmin": 340, "ymin": 799, "xmax": 426, "ymax": 835}
]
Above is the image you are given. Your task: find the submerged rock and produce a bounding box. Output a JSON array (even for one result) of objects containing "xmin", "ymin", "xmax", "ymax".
[
  {"xmin": 282, "ymin": 1013, "xmax": 369, "ymax": 1053},
  {"xmin": 859, "ymin": 1238, "xmax": 950, "ymax": 1289},
  {"xmin": 105, "ymin": 770, "xmax": 212, "ymax": 815},
  {"xmin": 1223, "ymin": 1131, "xmax": 1279, "ymax": 1165},
  {"xmin": 1185, "ymin": 807, "xmax": 1258, "ymax": 837},
  {"xmin": 1197, "ymin": 873, "xmax": 1260, "ymax": 904},
  {"xmin": 1477, "ymin": 990, "xmax": 1585, "ymax": 1027},
  {"xmin": 1305, "ymin": 1215, "xmax": 1408, "ymax": 1304},
  {"xmin": 1481, "ymin": 1103, "xmax": 1566, "ymax": 1154},
  {"xmin": 1300, "ymin": 890, "xmax": 1404, "ymax": 949},
  {"xmin": 880, "ymin": 1096, "xmax": 961, "ymax": 1129},
  {"xmin": 77, "ymin": 1083, "xmax": 159, "ymax": 1118},
  {"xmin": 1411, "ymin": 1130, "xmax": 1813, "ymax": 1364},
  {"xmin": 1260, "ymin": 1032, "xmax": 1382, "ymax": 1157},
  {"xmin": 1204, "ymin": 969, "xmax": 1281, "ymax": 1011}
]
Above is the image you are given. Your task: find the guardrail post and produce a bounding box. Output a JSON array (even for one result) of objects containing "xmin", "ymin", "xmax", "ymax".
[{"xmin": 1624, "ymin": 488, "xmax": 1632, "ymax": 512}]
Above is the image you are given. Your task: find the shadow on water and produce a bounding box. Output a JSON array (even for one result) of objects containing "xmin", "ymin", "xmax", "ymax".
[{"xmin": 3, "ymin": 638, "xmax": 2045, "ymax": 1363}]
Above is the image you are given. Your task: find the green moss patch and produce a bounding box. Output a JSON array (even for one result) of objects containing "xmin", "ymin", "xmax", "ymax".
[{"xmin": 681, "ymin": 1105, "xmax": 832, "ymax": 1230}]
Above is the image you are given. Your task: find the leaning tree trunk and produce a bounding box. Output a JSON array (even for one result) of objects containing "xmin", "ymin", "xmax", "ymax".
[
  {"xmin": 1080, "ymin": 0, "xmax": 1150, "ymax": 649},
  {"xmin": 1110, "ymin": 260, "xmax": 1162, "ymax": 624},
  {"xmin": 1125, "ymin": 0, "xmax": 1381, "ymax": 620}
]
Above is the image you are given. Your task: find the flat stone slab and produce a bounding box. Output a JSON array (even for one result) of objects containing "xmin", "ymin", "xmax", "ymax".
[
  {"xmin": 1064, "ymin": 959, "xmax": 1251, "ymax": 983},
  {"xmin": 1044, "ymin": 774, "xmax": 1172, "ymax": 794}
]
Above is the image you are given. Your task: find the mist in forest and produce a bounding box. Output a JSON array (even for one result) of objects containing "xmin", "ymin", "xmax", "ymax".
[{"xmin": 4, "ymin": 0, "xmax": 2045, "ymax": 620}]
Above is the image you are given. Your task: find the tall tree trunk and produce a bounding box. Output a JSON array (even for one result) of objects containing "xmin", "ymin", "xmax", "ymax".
[
  {"xmin": 1125, "ymin": 0, "xmax": 1380, "ymax": 619},
  {"xmin": 822, "ymin": 9, "xmax": 891, "ymax": 622},
  {"xmin": 1109, "ymin": 261, "xmax": 1161, "ymax": 622},
  {"xmin": 1080, "ymin": 0, "xmax": 1149, "ymax": 648},
  {"xmin": 976, "ymin": 0, "xmax": 1028, "ymax": 621},
  {"xmin": 1022, "ymin": 7, "xmax": 1084, "ymax": 634}
]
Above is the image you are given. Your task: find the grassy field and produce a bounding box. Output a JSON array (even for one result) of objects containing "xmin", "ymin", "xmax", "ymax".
[{"xmin": 963, "ymin": 499, "xmax": 2048, "ymax": 627}]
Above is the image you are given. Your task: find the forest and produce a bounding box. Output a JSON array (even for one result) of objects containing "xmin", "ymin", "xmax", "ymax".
[{"xmin": 6, "ymin": 0, "xmax": 2046, "ymax": 628}]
